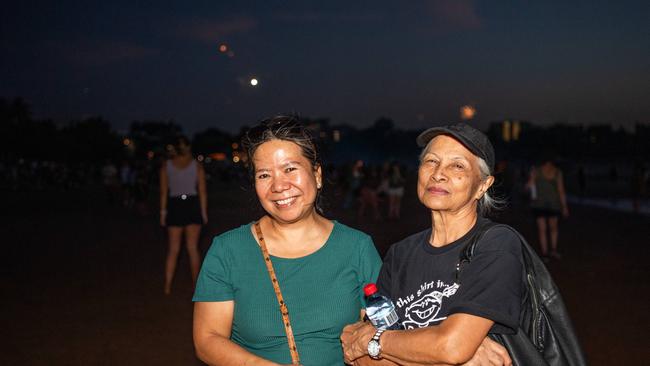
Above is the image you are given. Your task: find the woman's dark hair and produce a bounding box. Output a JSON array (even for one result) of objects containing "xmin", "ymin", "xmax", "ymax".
[
  {"xmin": 241, "ymin": 115, "xmax": 324, "ymax": 213},
  {"xmin": 173, "ymin": 135, "xmax": 191, "ymax": 148},
  {"xmin": 166, "ymin": 135, "xmax": 191, "ymax": 158}
]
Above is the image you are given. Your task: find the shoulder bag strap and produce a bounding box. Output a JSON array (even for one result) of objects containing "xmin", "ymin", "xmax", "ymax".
[
  {"xmin": 254, "ymin": 222, "xmax": 301, "ymax": 365},
  {"xmin": 455, "ymin": 219, "xmax": 496, "ymax": 283}
]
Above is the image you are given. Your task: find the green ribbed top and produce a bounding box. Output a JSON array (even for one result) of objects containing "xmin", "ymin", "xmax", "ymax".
[{"xmin": 193, "ymin": 221, "xmax": 382, "ymax": 366}]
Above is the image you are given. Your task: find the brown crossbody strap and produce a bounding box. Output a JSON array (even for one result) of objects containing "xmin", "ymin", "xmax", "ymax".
[{"xmin": 254, "ymin": 222, "xmax": 300, "ymax": 365}]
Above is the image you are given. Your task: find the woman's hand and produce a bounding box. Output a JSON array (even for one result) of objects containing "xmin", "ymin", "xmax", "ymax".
[
  {"xmin": 352, "ymin": 356, "xmax": 398, "ymax": 366},
  {"xmin": 346, "ymin": 336, "xmax": 510, "ymax": 366},
  {"xmin": 461, "ymin": 337, "xmax": 511, "ymax": 366},
  {"xmin": 341, "ymin": 321, "xmax": 376, "ymax": 364}
]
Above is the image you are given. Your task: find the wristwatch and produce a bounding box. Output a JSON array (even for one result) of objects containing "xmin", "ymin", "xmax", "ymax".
[{"xmin": 367, "ymin": 328, "xmax": 385, "ymax": 360}]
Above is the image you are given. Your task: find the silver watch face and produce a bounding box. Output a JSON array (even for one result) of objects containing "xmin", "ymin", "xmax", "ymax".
[{"xmin": 368, "ymin": 340, "xmax": 381, "ymax": 358}]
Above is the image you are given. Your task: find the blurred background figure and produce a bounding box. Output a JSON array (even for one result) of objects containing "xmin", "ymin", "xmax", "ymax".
[
  {"xmin": 119, "ymin": 159, "xmax": 135, "ymax": 208},
  {"xmin": 357, "ymin": 165, "xmax": 382, "ymax": 221},
  {"xmin": 527, "ymin": 156, "xmax": 569, "ymax": 262},
  {"xmin": 387, "ymin": 161, "xmax": 405, "ymax": 220},
  {"xmin": 159, "ymin": 135, "xmax": 208, "ymax": 295},
  {"xmin": 101, "ymin": 159, "xmax": 119, "ymax": 204},
  {"xmin": 342, "ymin": 159, "xmax": 364, "ymax": 209},
  {"xmin": 133, "ymin": 160, "xmax": 152, "ymax": 216}
]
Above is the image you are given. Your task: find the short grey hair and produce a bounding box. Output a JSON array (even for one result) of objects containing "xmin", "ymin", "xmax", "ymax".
[{"xmin": 476, "ymin": 157, "xmax": 505, "ymax": 216}]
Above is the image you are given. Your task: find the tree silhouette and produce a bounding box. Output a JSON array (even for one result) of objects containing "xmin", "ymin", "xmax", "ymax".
[
  {"xmin": 59, "ymin": 117, "xmax": 122, "ymax": 163},
  {"xmin": 192, "ymin": 128, "xmax": 233, "ymax": 156},
  {"xmin": 129, "ymin": 120, "xmax": 183, "ymax": 158}
]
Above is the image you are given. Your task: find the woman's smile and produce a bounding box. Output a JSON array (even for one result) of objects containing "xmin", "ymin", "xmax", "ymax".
[{"xmin": 274, "ymin": 196, "xmax": 298, "ymax": 208}]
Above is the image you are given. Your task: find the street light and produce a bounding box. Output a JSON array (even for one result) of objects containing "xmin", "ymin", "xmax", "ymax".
[{"xmin": 460, "ymin": 105, "xmax": 476, "ymax": 120}]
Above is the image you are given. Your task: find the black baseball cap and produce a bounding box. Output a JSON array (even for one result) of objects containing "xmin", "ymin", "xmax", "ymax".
[{"xmin": 416, "ymin": 123, "xmax": 495, "ymax": 174}]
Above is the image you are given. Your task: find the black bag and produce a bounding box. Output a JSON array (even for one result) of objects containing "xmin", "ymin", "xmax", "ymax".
[{"xmin": 456, "ymin": 220, "xmax": 587, "ymax": 366}]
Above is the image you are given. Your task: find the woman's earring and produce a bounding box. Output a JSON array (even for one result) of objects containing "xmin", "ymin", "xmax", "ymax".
[{"xmin": 317, "ymin": 182, "xmax": 322, "ymax": 189}]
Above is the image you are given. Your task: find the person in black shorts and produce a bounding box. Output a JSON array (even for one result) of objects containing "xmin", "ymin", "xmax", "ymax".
[
  {"xmin": 526, "ymin": 157, "xmax": 569, "ymax": 261},
  {"xmin": 159, "ymin": 136, "xmax": 208, "ymax": 294}
]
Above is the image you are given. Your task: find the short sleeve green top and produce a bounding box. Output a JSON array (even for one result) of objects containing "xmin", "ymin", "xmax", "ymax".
[{"xmin": 193, "ymin": 221, "xmax": 382, "ymax": 366}]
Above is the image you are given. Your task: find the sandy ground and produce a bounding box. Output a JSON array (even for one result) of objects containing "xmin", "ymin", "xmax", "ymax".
[{"xmin": 1, "ymin": 181, "xmax": 649, "ymax": 365}]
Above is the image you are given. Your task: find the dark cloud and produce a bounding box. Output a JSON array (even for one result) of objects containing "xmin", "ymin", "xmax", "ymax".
[
  {"xmin": 177, "ymin": 16, "xmax": 258, "ymax": 43},
  {"xmin": 273, "ymin": 11, "xmax": 384, "ymax": 23},
  {"xmin": 427, "ymin": 0, "xmax": 483, "ymax": 30},
  {"xmin": 46, "ymin": 39, "xmax": 158, "ymax": 67}
]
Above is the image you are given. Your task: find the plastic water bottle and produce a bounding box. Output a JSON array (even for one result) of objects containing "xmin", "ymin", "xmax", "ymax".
[{"xmin": 364, "ymin": 283, "xmax": 400, "ymax": 330}]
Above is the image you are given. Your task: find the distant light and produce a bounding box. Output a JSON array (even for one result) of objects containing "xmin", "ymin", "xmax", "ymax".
[
  {"xmin": 250, "ymin": 78, "xmax": 258, "ymax": 86},
  {"xmin": 502, "ymin": 120, "xmax": 512, "ymax": 142},
  {"xmin": 460, "ymin": 105, "xmax": 476, "ymax": 120},
  {"xmin": 231, "ymin": 142, "xmax": 239, "ymax": 149},
  {"xmin": 123, "ymin": 138, "xmax": 131, "ymax": 146},
  {"xmin": 512, "ymin": 121, "xmax": 521, "ymax": 141},
  {"xmin": 197, "ymin": 154, "xmax": 205, "ymax": 162},
  {"xmin": 233, "ymin": 156, "xmax": 241, "ymax": 163},
  {"xmin": 210, "ymin": 152, "xmax": 227, "ymax": 161},
  {"xmin": 219, "ymin": 44, "xmax": 228, "ymax": 53}
]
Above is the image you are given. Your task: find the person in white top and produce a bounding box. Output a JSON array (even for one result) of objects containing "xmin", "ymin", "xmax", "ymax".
[{"xmin": 159, "ymin": 135, "xmax": 208, "ymax": 295}]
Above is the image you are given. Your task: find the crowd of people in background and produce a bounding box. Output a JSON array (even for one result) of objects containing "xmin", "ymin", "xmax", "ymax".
[
  {"xmin": 0, "ymin": 158, "xmax": 95, "ymax": 191},
  {"xmin": 2, "ymin": 153, "xmax": 648, "ymax": 219}
]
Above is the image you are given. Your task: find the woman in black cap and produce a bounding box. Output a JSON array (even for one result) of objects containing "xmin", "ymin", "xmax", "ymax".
[{"xmin": 342, "ymin": 123, "xmax": 519, "ymax": 365}]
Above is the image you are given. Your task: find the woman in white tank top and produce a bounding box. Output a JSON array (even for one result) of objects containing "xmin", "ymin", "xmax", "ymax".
[{"xmin": 159, "ymin": 135, "xmax": 208, "ymax": 295}]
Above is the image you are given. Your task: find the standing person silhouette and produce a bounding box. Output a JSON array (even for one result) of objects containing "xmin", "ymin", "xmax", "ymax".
[
  {"xmin": 159, "ymin": 136, "xmax": 208, "ymax": 295},
  {"xmin": 387, "ymin": 162, "xmax": 405, "ymax": 220},
  {"xmin": 527, "ymin": 157, "xmax": 569, "ymax": 261}
]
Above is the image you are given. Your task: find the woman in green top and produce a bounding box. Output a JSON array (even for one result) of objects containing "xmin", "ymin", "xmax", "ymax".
[{"xmin": 193, "ymin": 116, "xmax": 382, "ymax": 365}]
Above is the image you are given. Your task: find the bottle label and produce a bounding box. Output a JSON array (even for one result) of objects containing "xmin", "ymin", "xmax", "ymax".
[
  {"xmin": 369, "ymin": 309, "xmax": 399, "ymax": 329},
  {"xmin": 382, "ymin": 311, "xmax": 399, "ymax": 327}
]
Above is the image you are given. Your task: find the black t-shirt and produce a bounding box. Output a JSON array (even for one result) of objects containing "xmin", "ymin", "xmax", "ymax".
[{"xmin": 377, "ymin": 218, "xmax": 523, "ymax": 334}]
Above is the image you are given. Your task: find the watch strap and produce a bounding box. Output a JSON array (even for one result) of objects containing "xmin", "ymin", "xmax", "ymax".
[
  {"xmin": 369, "ymin": 328, "xmax": 386, "ymax": 359},
  {"xmin": 372, "ymin": 328, "xmax": 386, "ymax": 341}
]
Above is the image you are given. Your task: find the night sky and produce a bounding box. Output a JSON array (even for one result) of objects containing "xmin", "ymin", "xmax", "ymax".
[{"xmin": 2, "ymin": 1, "xmax": 649, "ymax": 134}]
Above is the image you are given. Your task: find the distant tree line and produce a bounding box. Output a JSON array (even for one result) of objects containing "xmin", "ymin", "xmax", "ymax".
[
  {"xmin": 486, "ymin": 121, "xmax": 650, "ymax": 164},
  {"xmin": 1, "ymin": 97, "xmax": 648, "ymax": 166}
]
